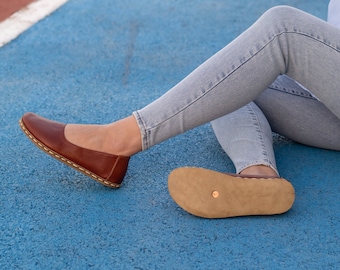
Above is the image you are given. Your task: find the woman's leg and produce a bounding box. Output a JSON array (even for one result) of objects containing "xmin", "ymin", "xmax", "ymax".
[
  {"xmin": 254, "ymin": 75, "xmax": 340, "ymax": 150},
  {"xmin": 211, "ymin": 103, "xmax": 279, "ymax": 177},
  {"xmin": 66, "ymin": 6, "xmax": 340, "ymax": 157},
  {"xmin": 132, "ymin": 6, "xmax": 340, "ymax": 151},
  {"xmin": 211, "ymin": 74, "xmax": 340, "ymax": 180}
]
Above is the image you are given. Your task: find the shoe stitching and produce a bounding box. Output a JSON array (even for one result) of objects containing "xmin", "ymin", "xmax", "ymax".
[{"xmin": 19, "ymin": 119, "xmax": 120, "ymax": 188}]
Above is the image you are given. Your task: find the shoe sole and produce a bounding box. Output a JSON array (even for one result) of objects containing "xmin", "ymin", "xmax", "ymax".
[
  {"xmin": 168, "ymin": 167, "xmax": 295, "ymax": 218},
  {"xmin": 19, "ymin": 118, "xmax": 120, "ymax": 188}
]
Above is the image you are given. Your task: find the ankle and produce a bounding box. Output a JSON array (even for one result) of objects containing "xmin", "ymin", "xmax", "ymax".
[
  {"xmin": 107, "ymin": 115, "xmax": 142, "ymax": 156},
  {"xmin": 240, "ymin": 165, "xmax": 279, "ymax": 178}
]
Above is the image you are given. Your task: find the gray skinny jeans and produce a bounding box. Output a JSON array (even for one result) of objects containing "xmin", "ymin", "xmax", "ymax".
[{"xmin": 133, "ymin": 6, "xmax": 340, "ymax": 166}]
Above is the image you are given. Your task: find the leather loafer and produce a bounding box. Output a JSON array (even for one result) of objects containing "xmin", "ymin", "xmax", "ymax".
[
  {"xmin": 19, "ymin": 112, "xmax": 130, "ymax": 188},
  {"xmin": 168, "ymin": 167, "xmax": 295, "ymax": 218}
]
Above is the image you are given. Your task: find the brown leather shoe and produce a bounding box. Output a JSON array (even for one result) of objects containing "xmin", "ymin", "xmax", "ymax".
[
  {"xmin": 19, "ymin": 113, "xmax": 130, "ymax": 188},
  {"xmin": 168, "ymin": 167, "xmax": 295, "ymax": 218}
]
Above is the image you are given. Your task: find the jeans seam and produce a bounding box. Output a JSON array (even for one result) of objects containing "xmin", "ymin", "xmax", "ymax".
[
  {"xmin": 245, "ymin": 104, "xmax": 270, "ymax": 165},
  {"xmin": 268, "ymin": 83, "xmax": 318, "ymax": 100}
]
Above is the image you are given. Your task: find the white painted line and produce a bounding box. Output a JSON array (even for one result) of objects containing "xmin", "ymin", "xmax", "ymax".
[{"xmin": 0, "ymin": 0, "xmax": 68, "ymax": 47}]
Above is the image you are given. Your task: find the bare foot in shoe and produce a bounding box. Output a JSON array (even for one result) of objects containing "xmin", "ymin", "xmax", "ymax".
[{"xmin": 64, "ymin": 116, "xmax": 142, "ymax": 157}]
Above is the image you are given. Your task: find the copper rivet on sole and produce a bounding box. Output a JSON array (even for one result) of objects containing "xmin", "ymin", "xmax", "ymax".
[{"xmin": 212, "ymin": 191, "xmax": 219, "ymax": 198}]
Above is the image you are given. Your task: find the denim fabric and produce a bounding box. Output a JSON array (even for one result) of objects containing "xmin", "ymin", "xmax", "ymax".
[
  {"xmin": 133, "ymin": 6, "xmax": 340, "ymax": 153},
  {"xmin": 211, "ymin": 101, "xmax": 277, "ymax": 174},
  {"xmin": 211, "ymin": 75, "xmax": 340, "ymax": 174},
  {"xmin": 256, "ymin": 75, "xmax": 340, "ymax": 150}
]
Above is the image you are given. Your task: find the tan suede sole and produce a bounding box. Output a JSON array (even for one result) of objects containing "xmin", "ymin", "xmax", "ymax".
[{"xmin": 168, "ymin": 167, "xmax": 295, "ymax": 218}]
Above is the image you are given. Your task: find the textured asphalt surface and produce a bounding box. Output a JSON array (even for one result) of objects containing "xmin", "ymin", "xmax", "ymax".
[{"xmin": 0, "ymin": 0, "xmax": 339, "ymax": 269}]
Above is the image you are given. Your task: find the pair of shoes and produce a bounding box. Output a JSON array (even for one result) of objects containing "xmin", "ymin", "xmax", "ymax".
[
  {"xmin": 168, "ymin": 167, "xmax": 295, "ymax": 218},
  {"xmin": 19, "ymin": 113, "xmax": 130, "ymax": 188}
]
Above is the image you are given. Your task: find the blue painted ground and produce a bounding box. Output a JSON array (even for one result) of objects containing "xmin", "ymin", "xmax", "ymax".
[{"xmin": 0, "ymin": 0, "xmax": 339, "ymax": 269}]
